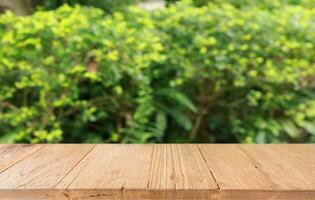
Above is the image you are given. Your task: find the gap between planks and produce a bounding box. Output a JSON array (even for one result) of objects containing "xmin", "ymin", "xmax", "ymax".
[
  {"xmin": 54, "ymin": 144, "xmax": 97, "ymax": 189},
  {"xmin": 0, "ymin": 144, "xmax": 45, "ymax": 174},
  {"xmin": 197, "ymin": 144, "xmax": 221, "ymax": 191},
  {"xmin": 56, "ymin": 144, "xmax": 219, "ymax": 199},
  {"xmin": 1, "ymin": 144, "xmax": 315, "ymax": 200}
]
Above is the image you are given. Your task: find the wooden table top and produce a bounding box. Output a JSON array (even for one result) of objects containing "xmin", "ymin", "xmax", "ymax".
[{"xmin": 0, "ymin": 144, "xmax": 314, "ymax": 200}]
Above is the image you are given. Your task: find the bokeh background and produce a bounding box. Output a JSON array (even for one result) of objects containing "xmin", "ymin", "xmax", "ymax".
[{"xmin": 0, "ymin": 0, "xmax": 315, "ymax": 143}]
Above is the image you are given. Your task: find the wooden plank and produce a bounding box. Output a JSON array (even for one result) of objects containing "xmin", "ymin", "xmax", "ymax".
[
  {"xmin": 199, "ymin": 144, "xmax": 277, "ymax": 199},
  {"xmin": 0, "ymin": 144, "xmax": 314, "ymax": 200},
  {"xmin": 56, "ymin": 144, "xmax": 153, "ymax": 200},
  {"xmin": 239, "ymin": 144, "xmax": 315, "ymax": 199},
  {"xmin": 199, "ymin": 144, "xmax": 315, "ymax": 199},
  {"xmin": 148, "ymin": 144, "xmax": 218, "ymax": 199},
  {"xmin": 0, "ymin": 144, "xmax": 43, "ymax": 173},
  {"xmin": 0, "ymin": 144, "xmax": 94, "ymax": 200},
  {"xmin": 198, "ymin": 144, "xmax": 273, "ymax": 191},
  {"xmin": 240, "ymin": 144, "xmax": 315, "ymax": 190},
  {"xmin": 0, "ymin": 190, "xmax": 69, "ymax": 200}
]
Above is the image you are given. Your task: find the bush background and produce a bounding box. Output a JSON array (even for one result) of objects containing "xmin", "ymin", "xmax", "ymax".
[{"xmin": 0, "ymin": 0, "xmax": 315, "ymax": 143}]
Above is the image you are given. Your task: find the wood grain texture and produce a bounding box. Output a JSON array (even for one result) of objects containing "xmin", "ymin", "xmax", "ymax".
[
  {"xmin": 238, "ymin": 144, "xmax": 315, "ymax": 199},
  {"xmin": 57, "ymin": 144, "xmax": 153, "ymax": 200},
  {"xmin": 198, "ymin": 144, "xmax": 273, "ymax": 190},
  {"xmin": 0, "ymin": 144, "xmax": 43, "ymax": 173},
  {"xmin": 0, "ymin": 144, "xmax": 94, "ymax": 200},
  {"xmin": 148, "ymin": 144, "xmax": 218, "ymax": 199},
  {"xmin": 0, "ymin": 144, "xmax": 314, "ymax": 200},
  {"xmin": 240, "ymin": 145, "xmax": 315, "ymax": 189},
  {"xmin": 199, "ymin": 144, "xmax": 315, "ymax": 199}
]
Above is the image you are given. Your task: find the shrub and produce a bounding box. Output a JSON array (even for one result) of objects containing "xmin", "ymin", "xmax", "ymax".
[
  {"xmin": 34, "ymin": 0, "xmax": 139, "ymax": 13},
  {"xmin": 167, "ymin": 0, "xmax": 315, "ymax": 9},
  {"xmin": 153, "ymin": 2, "xmax": 315, "ymax": 143},
  {"xmin": 0, "ymin": 5, "xmax": 166, "ymax": 143},
  {"xmin": 0, "ymin": 2, "xmax": 315, "ymax": 143}
]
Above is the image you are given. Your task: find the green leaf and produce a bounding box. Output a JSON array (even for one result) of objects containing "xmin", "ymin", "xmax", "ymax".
[
  {"xmin": 154, "ymin": 111, "xmax": 167, "ymax": 138},
  {"xmin": 168, "ymin": 109, "xmax": 193, "ymax": 131},
  {"xmin": 158, "ymin": 88, "xmax": 197, "ymax": 113},
  {"xmin": 303, "ymin": 122, "xmax": 315, "ymax": 135},
  {"xmin": 282, "ymin": 121, "xmax": 300, "ymax": 139},
  {"xmin": 255, "ymin": 131, "xmax": 266, "ymax": 144},
  {"xmin": 0, "ymin": 133, "xmax": 16, "ymax": 143}
]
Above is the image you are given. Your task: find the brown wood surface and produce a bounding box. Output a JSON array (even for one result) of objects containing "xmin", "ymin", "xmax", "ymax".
[
  {"xmin": 0, "ymin": 144, "xmax": 43, "ymax": 173},
  {"xmin": 0, "ymin": 144, "xmax": 314, "ymax": 200}
]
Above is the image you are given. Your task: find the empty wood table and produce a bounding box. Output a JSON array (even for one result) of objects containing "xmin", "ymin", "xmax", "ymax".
[{"xmin": 0, "ymin": 144, "xmax": 314, "ymax": 199}]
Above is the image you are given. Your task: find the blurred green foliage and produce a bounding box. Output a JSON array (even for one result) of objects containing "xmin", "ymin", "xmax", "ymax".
[
  {"xmin": 167, "ymin": 0, "xmax": 315, "ymax": 8},
  {"xmin": 34, "ymin": 0, "xmax": 139, "ymax": 13},
  {"xmin": 0, "ymin": 1, "xmax": 315, "ymax": 143}
]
